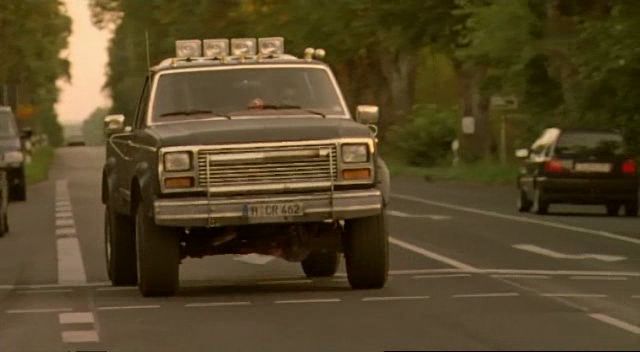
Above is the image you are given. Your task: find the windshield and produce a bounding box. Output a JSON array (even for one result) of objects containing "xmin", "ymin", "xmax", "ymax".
[
  {"xmin": 555, "ymin": 131, "xmax": 625, "ymax": 157},
  {"xmin": 0, "ymin": 112, "xmax": 18, "ymax": 138},
  {"xmin": 151, "ymin": 67, "xmax": 346, "ymax": 121}
]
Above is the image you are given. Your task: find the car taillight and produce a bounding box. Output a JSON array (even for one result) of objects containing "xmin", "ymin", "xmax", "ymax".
[
  {"xmin": 544, "ymin": 159, "xmax": 566, "ymax": 173},
  {"xmin": 622, "ymin": 159, "xmax": 637, "ymax": 175}
]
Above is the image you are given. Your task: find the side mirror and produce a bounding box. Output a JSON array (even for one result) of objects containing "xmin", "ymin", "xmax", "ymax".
[
  {"xmin": 104, "ymin": 114, "xmax": 125, "ymax": 135},
  {"xmin": 515, "ymin": 148, "xmax": 530, "ymax": 159},
  {"xmin": 20, "ymin": 127, "xmax": 33, "ymax": 140},
  {"xmin": 355, "ymin": 105, "xmax": 379, "ymax": 125}
]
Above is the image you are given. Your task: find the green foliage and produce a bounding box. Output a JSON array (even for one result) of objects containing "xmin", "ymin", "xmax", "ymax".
[
  {"xmin": 82, "ymin": 107, "xmax": 109, "ymax": 146},
  {"xmin": 0, "ymin": 0, "xmax": 71, "ymax": 147},
  {"xmin": 387, "ymin": 105, "xmax": 457, "ymax": 166},
  {"xmin": 26, "ymin": 146, "xmax": 55, "ymax": 185}
]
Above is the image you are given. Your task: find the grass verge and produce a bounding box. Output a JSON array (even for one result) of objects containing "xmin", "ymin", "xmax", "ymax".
[
  {"xmin": 26, "ymin": 146, "xmax": 55, "ymax": 185},
  {"xmin": 383, "ymin": 152, "xmax": 519, "ymax": 185}
]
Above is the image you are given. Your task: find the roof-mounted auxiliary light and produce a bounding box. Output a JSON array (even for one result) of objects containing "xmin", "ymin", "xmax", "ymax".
[
  {"xmin": 303, "ymin": 47, "xmax": 326, "ymax": 61},
  {"xmin": 203, "ymin": 39, "xmax": 229, "ymax": 58},
  {"xmin": 175, "ymin": 39, "xmax": 202, "ymax": 58},
  {"xmin": 231, "ymin": 38, "xmax": 257, "ymax": 57},
  {"xmin": 258, "ymin": 37, "xmax": 284, "ymax": 56}
]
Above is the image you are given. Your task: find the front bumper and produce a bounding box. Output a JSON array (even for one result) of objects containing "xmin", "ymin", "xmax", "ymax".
[{"xmin": 154, "ymin": 189, "xmax": 383, "ymax": 227}]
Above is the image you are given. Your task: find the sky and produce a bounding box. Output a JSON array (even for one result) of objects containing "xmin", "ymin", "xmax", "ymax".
[{"xmin": 55, "ymin": 0, "xmax": 112, "ymax": 125}]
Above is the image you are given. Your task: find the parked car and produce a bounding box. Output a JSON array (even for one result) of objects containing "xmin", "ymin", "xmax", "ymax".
[
  {"xmin": 516, "ymin": 128, "xmax": 638, "ymax": 216},
  {"xmin": 0, "ymin": 106, "xmax": 28, "ymax": 201},
  {"xmin": 0, "ymin": 170, "xmax": 8, "ymax": 236}
]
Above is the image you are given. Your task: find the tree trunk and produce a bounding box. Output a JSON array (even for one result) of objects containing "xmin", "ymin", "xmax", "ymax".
[
  {"xmin": 456, "ymin": 63, "xmax": 492, "ymax": 162},
  {"xmin": 377, "ymin": 49, "xmax": 419, "ymax": 134}
]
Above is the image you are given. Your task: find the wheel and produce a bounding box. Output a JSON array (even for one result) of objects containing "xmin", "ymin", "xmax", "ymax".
[
  {"xmin": 0, "ymin": 212, "xmax": 8, "ymax": 236},
  {"xmin": 624, "ymin": 200, "xmax": 638, "ymax": 217},
  {"xmin": 105, "ymin": 206, "xmax": 137, "ymax": 285},
  {"xmin": 532, "ymin": 188, "xmax": 549, "ymax": 215},
  {"xmin": 301, "ymin": 250, "xmax": 339, "ymax": 278},
  {"xmin": 344, "ymin": 213, "xmax": 388, "ymax": 289},
  {"xmin": 606, "ymin": 203, "xmax": 620, "ymax": 216},
  {"xmin": 135, "ymin": 202, "xmax": 180, "ymax": 297},
  {"xmin": 517, "ymin": 190, "xmax": 532, "ymax": 212}
]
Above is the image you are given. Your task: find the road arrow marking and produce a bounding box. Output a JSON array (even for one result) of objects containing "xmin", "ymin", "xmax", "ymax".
[{"xmin": 513, "ymin": 244, "xmax": 626, "ymax": 262}]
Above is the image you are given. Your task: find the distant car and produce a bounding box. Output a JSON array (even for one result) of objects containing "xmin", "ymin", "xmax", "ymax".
[
  {"xmin": 0, "ymin": 106, "xmax": 27, "ymax": 201},
  {"xmin": 64, "ymin": 125, "xmax": 85, "ymax": 146},
  {"xmin": 516, "ymin": 128, "xmax": 638, "ymax": 216}
]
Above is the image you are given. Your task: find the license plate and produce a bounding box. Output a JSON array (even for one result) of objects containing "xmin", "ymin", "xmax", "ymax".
[
  {"xmin": 574, "ymin": 163, "xmax": 611, "ymax": 173},
  {"xmin": 244, "ymin": 202, "xmax": 304, "ymax": 218}
]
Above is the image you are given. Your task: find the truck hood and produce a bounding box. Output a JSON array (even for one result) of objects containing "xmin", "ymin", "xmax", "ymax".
[{"xmin": 149, "ymin": 117, "xmax": 373, "ymax": 147}]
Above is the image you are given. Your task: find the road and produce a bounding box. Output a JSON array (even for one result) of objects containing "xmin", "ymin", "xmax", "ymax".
[{"xmin": 1, "ymin": 146, "xmax": 639, "ymax": 351}]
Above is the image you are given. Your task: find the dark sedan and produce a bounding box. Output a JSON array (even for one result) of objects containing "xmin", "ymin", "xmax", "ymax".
[{"xmin": 516, "ymin": 128, "xmax": 638, "ymax": 216}]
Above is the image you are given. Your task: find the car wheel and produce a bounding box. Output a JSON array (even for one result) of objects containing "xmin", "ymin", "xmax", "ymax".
[
  {"xmin": 624, "ymin": 200, "xmax": 638, "ymax": 217},
  {"xmin": 301, "ymin": 250, "xmax": 339, "ymax": 278},
  {"xmin": 606, "ymin": 203, "xmax": 621, "ymax": 216},
  {"xmin": 135, "ymin": 202, "xmax": 180, "ymax": 297},
  {"xmin": 0, "ymin": 212, "xmax": 8, "ymax": 236},
  {"xmin": 517, "ymin": 190, "xmax": 532, "ymax": 212},
  {"xmin": 344, "ymin": 213, "xmax": 388, "ymax": 289},
  {"xmin": 105, "ymin": 206, "xmax": 137, "ymax": 285},
  {"xmin": 532, "ymin": 188, "xmax": 549, "ymax": 215}
]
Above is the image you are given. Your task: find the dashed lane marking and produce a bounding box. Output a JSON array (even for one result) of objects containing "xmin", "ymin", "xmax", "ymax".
[
  {"xmin": 6, "ymin": 308, "xmax": 72, "ymax": 314},
  {"xmin": 185, "ymin": 302, "xmax": 252, "ymax": 308},
  {"xmin": 540, "ymin": 293, "xmax": 608, "ymax": 298},
  {"xmin": 589, "ymin": 313, "xmax": 640, "ymax": 335},
  {"xmin": 490, "ymin": 274, "xmax": 550, "ymax": 280},
  {"xmin": 55, "ymin": 218, "xmax": 75, "ymax": 227},
  {"xmin": 97, "ymin": 305, "xmax": 160, "ymax": 311},
  {"xmin": 570, "ymin": 276, "xmax": 628, "ymax": 281},
  {"xmin": 257, "ymin": 279, "xmax": 313, "ymax": 285},
  {"xmin": 61, "ymin": 330, "xmax": 99, "ymax": 343},
  {"xmin": 362, "ymin": 296, "xmax": 430, "ymax": 302},
  {"xmin": 59, "ymin": 312, "xmax": 94, "ymax": 324},
  {"xmin": 95, "ymin": 286, "xmax": 137, "ymax": 292},
  {"xmin": 275, "ymin": 298, "xmax": 341, "ymax": 304},
  {"xmin": 55, "ymin": 211, "xmax": 73, "ymax": 218},
  {"xmin": 17, "ymin": 289, "xmax": 73, "ymax": 294},
  {"xmin": 55, "ymin": 227, "xmax": 77, "ymax": 237},
  {"xmin": 387, "ymin": 210, "xmax": 452, "ymax": 220},
  {"xmin": 389, "ymin": 237, "xmax": 479, "ymax": 271},
  {"xmin": 453, "ymin": 292, "xmax": 520, "ymax": 298},
  {"xmin": 392, "ymin": 193, "xmax": 640, "ymax": 246},
  {"xmin": 412, "ymin": 274, "xmax": 471, "ymax": 279},
  {"xmin": 55, "ymin": 180, "xmax": 86, "ymax": 285},
  {"xmin": 513, "ymin": 244, "xmax": 626, "ymax": 262}
]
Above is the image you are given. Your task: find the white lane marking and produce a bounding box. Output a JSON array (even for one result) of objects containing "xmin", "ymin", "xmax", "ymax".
[
  {"xmin": 513, "ymin": 244, "xmax": 626, "ymax": 262},
  {"xmin": 570, "ymin": 276, "xmax": 628, "ymax": 281},
  {"xmin": 257, "ymin": 279, "xmax": 312, "ymax": 285},
  {"xmin": 453, "ymin": 292, "xmax": 520, "ymax": 298},
  {"xmin": 490, "ymin": 274, "xmax": 550, "ymax": 280},
  {"xmin": 17, "ymin": 289, "xmax": 73, "ymax": 294},
  {"xmin": 56, "ymin": 205, "xmax": 72, "ymax": 212},
  {"xmin": 233, "ymin": 254, "xmax": 275, "ymax": 265},
  {"xmin": 392, "ymin": 193, "xmax": 640, "ymax": 245},
  {"xmin": 55, "ymin": 219, "xmax": 75, "ymax": 227},
  {"xmin": 59, "ymin": 312, "xmax": 94, "ymax": 324},
  {"xmin": 61, "ymin": 330, "xmax": 99, "ymax": 343},
  {"xmin": 6, "ymin": 308, "xmax": 72, "ymax": 314},
  {"xmin": 540, "ymin": 293, "xmax": 608, "ymax": 298},
  {"xmin": 589, "ymin": 313, "xmax": 640, "ymax": 335},
  {"xmin": 631, "ymin": 295, "xmax": 640, "ymax": 299},
  {"xmin": 97, "ymin": 305, "xmax": 160, "ymax": 311},
  {"xmin": 16, "ymin": 282, "xmax": 108, "ymax": 289},
  {"xmin": 55, "ymin": 227, "xmax": 77, "ymax": 236},
  {"xmin": 95, "ymin": 286, "xmax": 137, "ymax": 292},
  {"xmin": 57, "ymin": 237, "xmax": 87, "ymax": 284},
  {"xmin": 412, "ymin": 274, "xmax": 472, "ymax": 279},
  {"xmin": 386, "ymin": 210, "xmax": 451, "ymax": 220},
  {"xmin": 480, "ymin": 269, "xmax": 640, "ymax": 277},
  {"xmin": 331, "ymin": 278, "xmax": 349, "ymax": 282},
  {"xmin": 185, "ymin": 302, "xmax": 252, "ymax": 308},
  {"xmin": 55, "ymin": 212, "xmax": 73, "ymax": 218},
  {"xmin": 362, "ymin": 296, "xmax": 430, "ymax": 302},
  {"xmin": 389, "ymin": 237, "xmax": 478, "ymax": 271},
  {"xmin": 275, "ymin": 298, "xmax": 341, "ymax": 304}
]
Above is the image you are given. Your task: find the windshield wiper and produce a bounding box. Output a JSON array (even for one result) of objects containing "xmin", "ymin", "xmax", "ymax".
[
  {"xmin": 159, "ymin": 109, "xmax": 231, "ymax": 119},
  {"xmin": 258, "ymin": 104, "xmax": 327, "ymax": 118}
]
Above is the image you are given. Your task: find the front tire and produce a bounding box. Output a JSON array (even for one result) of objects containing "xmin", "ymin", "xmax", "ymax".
[
  {"xmin": 344, "ymin": 213, "xmax": 388, "ymax": 289},
  {"xmin": 517, "ymin": 190, "xmax": 532, "ymax": 212},
  {"xmin": 532, "ymin": 188, "xmax": 549, "ymax": 215},
  {"xmin": 105, "ymin": 206, "xmax": 137, "ymax": 285},
  {"xmin": 624, "ymin": 199, "xmax": 638, "ymax": 217},
  {"xmin": 301, "ymin": 250, "xmax": 339, "ymax": 278},
  {"xmin": 135, "ymin": 202, "xmax": 180, "ymax": 297}
]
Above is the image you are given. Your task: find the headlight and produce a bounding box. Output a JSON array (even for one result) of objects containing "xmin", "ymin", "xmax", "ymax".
[
  {"xmin": 341, "ymin": 144, "xmax": 368, "ymax": 163},
  {"xmin": 3, "ymin": 150, "xmax": 24, "ymax": 164},
  {"xmin": 163, "ymin": 152, "xmax": 192, "ymax": 171}
]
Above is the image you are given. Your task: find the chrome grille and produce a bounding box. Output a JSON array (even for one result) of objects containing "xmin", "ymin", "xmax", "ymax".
[{"xmin": 197, "ymin": 144, "xmax": 338, "ymax": 192}]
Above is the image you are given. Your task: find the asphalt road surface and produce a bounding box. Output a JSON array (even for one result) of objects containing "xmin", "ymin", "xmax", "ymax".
[{"xmin": 1, "ymin": 146, "xmax": 639, "ymax": 351}]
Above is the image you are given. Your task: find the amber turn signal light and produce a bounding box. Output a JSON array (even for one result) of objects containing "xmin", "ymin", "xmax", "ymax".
[
  {"xmin": 164, "ymin": 176, "xmax": 194, "ymax": 189},
  {"xmin": 342, "ymin": 168, "xmax": 371, "ymax": 180}
]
